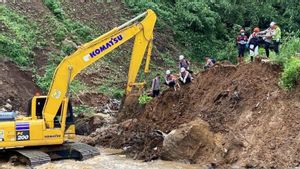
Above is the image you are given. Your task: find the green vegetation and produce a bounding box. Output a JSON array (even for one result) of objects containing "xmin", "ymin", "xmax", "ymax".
[
  {"xmin": 73, "ymin": 105, "xmax": 94, "ymax": 116},
  {"xmin": 0, "ymin": 5, "xmax": 38, "ymax": 65},
  {"xmin": 124, "ymin": 0, "xmax": 300, "ymax": 63},
  {"xmin": 35, "ymin": 0, "xmax": 95, "ymax": 93},
  {"xmin": 97, "ymin": 84, "xmax": 125, "ymax": 99},
  {"xmin": 138, "ymin": 93, "xmax": 153, "ymax": 104},
  {"xmin": 272, "ymin": 38, "xmax": 300, "ymax": 90},
  {"xmin": 43, "ymin": 0, "xmax": 65, "ymax": 20},
  {"xmin": 280, "ymin": 58, "xmax": 300, "ymax": 90}
]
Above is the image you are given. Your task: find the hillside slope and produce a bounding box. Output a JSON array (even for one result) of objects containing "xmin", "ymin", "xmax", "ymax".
[
  {"xmin": 89, "ymin": 63, "xmax": 300, "ymax": 168},
  {"xmin": 0, "ymin": 0, "xmax": 182, "ymax": 111}
]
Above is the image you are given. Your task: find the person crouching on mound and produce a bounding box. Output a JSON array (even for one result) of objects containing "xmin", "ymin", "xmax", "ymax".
[
  {"xmin": 164, "ymin": 70, "xmax": 180, "ymax": 91},
  {"xmin": 179, "ymin": 67, "xmax": 192, "ymax": 84}
]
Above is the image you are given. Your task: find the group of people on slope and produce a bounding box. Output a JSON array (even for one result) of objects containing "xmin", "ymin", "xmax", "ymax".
[
  {"xmin": 150, "ymin": 55, "xmax": 194, "ymax": 97},
  {"xmin": 150, "ymin": 54, "xmax": 217, "ymax": 97},
  {"xmin": 236, "ymin": 21, "xmax": 281, "ymax": 63}
]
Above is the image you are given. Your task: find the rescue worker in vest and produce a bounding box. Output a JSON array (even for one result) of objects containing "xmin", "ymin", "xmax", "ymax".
[
  {"xmin": 236, "ymin": 29, "xmax": 248, "ymax": 64},
  {"xmin": 179, "ymin": 55, "xmax": 190, "ymax": 72},
  {"xmin": 164, "ymin": 70, "xmax": 180, "ymax": 91},
  {"xmin": 270, "ymin": 22, "xmax": 281, "ymax": 55},
  {"xmin": 204, "ymin": 56, "xmax": 216, "ymax": 70},
  {"xmin": 151, "ymin": 74, "xmax": 160, "ymax": 97},
  {"xmin": 247, "ymin": 27, "xmax": 260, "ymax": 62},
  {"xmin": 179, "ymin": 67, "xmax": 192, "ymax": 84}
]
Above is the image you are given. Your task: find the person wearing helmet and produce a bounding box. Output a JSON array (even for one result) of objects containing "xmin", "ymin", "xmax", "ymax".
[
  {"xmin": 164, "ymin": 70, "xmax": 180, "ymax": 91},
  {"xmin": 179, "ymin": 67, "xmax": 192, "ymax": 84},
  {"xmin": 236, "ymin": 29, "xmax": 248, "ymax": 64},
  {"xmin": 247, "ymin": 27, "xmax": 261, "ymax": 62},
  {"xmin": 179, "ymin": 55, "xmax": 190, "ymax": 72},
  {"xmin": 270, "ymin": 22, "xmax": 281, "ymax": 55},
  {"xmin": 150, "ymin": 74, "xmax": 160, "ymax": 97}
]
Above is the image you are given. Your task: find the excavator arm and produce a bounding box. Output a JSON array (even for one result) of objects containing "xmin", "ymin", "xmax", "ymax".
[{"xmin": 43, "ymin": 10, "xmax": 157, "ymax": 128}]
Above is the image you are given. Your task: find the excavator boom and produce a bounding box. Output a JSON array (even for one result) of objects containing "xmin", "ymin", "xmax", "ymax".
[{"xmin": 44, "ymin": 10, "xmax": 157, "ymax": 128}]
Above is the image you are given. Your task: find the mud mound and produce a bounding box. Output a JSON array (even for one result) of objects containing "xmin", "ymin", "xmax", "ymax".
[
  {"xmin": 97, "ymin": 63, "xmax": 300, "ymax": 168},
  {"xmin": 0, "ymin": 60, "xmax": 41, "ymax": 112}
]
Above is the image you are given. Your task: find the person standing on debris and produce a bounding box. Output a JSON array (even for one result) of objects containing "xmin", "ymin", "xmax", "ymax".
[
  {"xmin": 270, "ymin": 22, "xmax": 281, "ymax": 55},
  {"xmin": 247, "ymin": 27, "xmax": 260, "ymax": 62},
  {"xmin": 164, "ymin": 70, "xmax": 180, "ymax": 91},
  {"xmin": 179, "ymin": 55, "xmax": 191, "ymax": 72},
  {"xmin": 151, "ymin": 74, "xmax": 160, "ymax": 97},
  {"xmin": 258, "ymin": 22, "xmax": 275, "ymax": 58},
  {"xmin": 179, "ymin": 67, "xmax": 192, "ymax": 84},
  {"xmin": 204, "ymin": 56, "xmax": 216, "ymax": 70},
  {"xmin": 236, "ymin": 29, "xmax": 248, "ymax": 64}
]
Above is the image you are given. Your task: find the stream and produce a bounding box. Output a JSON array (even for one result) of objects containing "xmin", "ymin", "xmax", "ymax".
[{"xmin": 0, "ymin": 148, "xmax": 203, "ymax": 169}]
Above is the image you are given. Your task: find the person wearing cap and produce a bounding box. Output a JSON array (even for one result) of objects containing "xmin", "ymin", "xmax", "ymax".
[
  {"xmin": 179, "ymin": 67, "xmax": 192, "ymax": 84},
  {"xmin": 150, "ymin": 74, "xmax": 160, "ymax": 97},
  {"xmin": 270, "ymin": 22, "xmax": 281, "ymax": 55},
  {"xmin": 164, "ymin": 70, "xmax": 180, "ymax": 91},
  {"xmin": 247, "ymin": 27, "xmax": 261, "ymax": 62},
  {"xmin": 179, "ymin": 55, "xmax": 190, "ymax": 71},
  {"xmin": 236, "ymin": 29, "xmax": 248, "ymax": 64}
]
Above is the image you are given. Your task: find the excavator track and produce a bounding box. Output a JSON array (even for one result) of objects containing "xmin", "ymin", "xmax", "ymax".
[
  {"xmin": 49, "ymin": 142, "xmax": 100, "ymax": 160},
  {"xmin": 66, "ymin": 142, "xmax": 100, "ymax": 160},
  {"xmin": 14, "ymin": 149, "xmax": 51, "ymax": 166},
  {"xmin": 6, "ymin": 142, "xmax": 100, "ymax": 167}
]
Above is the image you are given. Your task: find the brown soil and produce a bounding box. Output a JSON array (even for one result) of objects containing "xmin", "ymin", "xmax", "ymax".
[
  {"xmin": 95, "ymin": 63, "xmax": 300, "ymax": 168},
  {"xmin": 0, "ymin": 59, "xmax": 41, "ymax": 112}
]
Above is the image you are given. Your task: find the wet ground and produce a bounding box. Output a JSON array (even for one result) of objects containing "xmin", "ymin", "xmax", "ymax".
[{"xmin": 0, "ymin": 148, "xmax": 202, "ymax": 169}]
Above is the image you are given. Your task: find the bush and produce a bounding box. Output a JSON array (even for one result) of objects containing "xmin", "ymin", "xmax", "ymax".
[
  {"xmin": 43, "ymin": 0, "xmax": 65, "ymax": 20},
  {"xmin": 271, "ymin": 38, "xmax": 300, "ymax": 65},
  {"xmin": 280, "ymin": 58, "xmax": 300, "ymax": 90},
  {"xmin": 138, "ymin": 94, "xmax": 152, "ymax": 104}
]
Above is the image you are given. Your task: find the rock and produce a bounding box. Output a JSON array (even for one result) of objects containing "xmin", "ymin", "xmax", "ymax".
[
  {"xmin": 78, "ymin": 136, "xmax": 96, "ymax": 146},
  {"xmin": 0, "ymin": 108, "xmax": 7, "ymax": 112},
  {"xmin": 120, "ymin": 118, "xmax": 137, "ymax": 130},
  {"xmin": 4, "ymin": 103, "xmax": 12, "ymax": 111},
  {"xmin": 88, "ymin": 115, "xmax": 105, "ymax": 131},
  {"xmin": 75, "ymin": 115, "xmax": 105, "ymax": 135},
  {"xmin": 161, "ymin": 118, "xmax": 221, "ymax": 164}
]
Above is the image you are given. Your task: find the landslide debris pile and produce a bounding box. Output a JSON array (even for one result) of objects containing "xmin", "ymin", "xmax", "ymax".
[
  {"xmin": 86, "ymin": 63, "xmax": 300, "ymax": 168},
  {"xmin": 0, "ymin": 60, "xmax": 41, "ymax": 112}
]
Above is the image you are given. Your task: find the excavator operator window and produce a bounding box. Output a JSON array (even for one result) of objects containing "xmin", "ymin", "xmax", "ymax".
[{"xmin": 26, "ymin": 97, "xmax": 64, "ymax": 128}]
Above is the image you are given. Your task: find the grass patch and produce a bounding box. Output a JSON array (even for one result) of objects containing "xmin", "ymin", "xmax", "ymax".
[
  {"xmin": 280, "ymin": 57, "xmax": 300, "ymax": 90},
  {"xmin": 0, "ymin": 5, "xmax": 38, "ymax": 66},
  {"xmin": 73, "ymin": 105, "xmax": 94, "ymax": 116},
  {"xmin": 97, "ymin": 84, "xmax": 125, "ymax": 99},
  {"xmin": 138, "ymin": 93, "xmax": 152, "ymax": 104}
]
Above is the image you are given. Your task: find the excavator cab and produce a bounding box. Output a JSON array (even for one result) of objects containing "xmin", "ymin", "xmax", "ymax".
[{"xmin": 27, "ymin": 96, "xmax": 75, "ymax": 129}]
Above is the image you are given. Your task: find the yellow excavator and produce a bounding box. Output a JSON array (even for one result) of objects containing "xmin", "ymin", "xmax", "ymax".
[{"xmin": 0, "ymin": 9, "xmax": 156, "ymax": 166}]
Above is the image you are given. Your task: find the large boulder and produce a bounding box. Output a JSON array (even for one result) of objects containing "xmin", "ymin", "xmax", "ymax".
[
  {"xmin": 75, "ymin": 115, "xmax": 105, "ymax": 135},
  {"xmin": 161, "ymin": 118, "xmax": 221, "ymax": 164}
]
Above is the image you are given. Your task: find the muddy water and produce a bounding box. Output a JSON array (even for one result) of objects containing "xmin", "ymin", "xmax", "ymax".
[{"xmin": 0, "ymin": 148, "xmax": 202, "ymax": 169}]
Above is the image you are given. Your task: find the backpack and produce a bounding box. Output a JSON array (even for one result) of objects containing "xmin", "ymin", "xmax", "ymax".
[
  {"xmin": 211, "ymin": 58, "xmax": 216, "ymax": 64},
  {"xmin": 249, "ymin": 33, "xmax": 260, "ymax": 46}
]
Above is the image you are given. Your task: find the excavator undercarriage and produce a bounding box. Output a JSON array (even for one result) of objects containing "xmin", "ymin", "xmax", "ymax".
[{"xmin": 2, "ymin": 142, "xmax": 99, "ymax": 167}]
